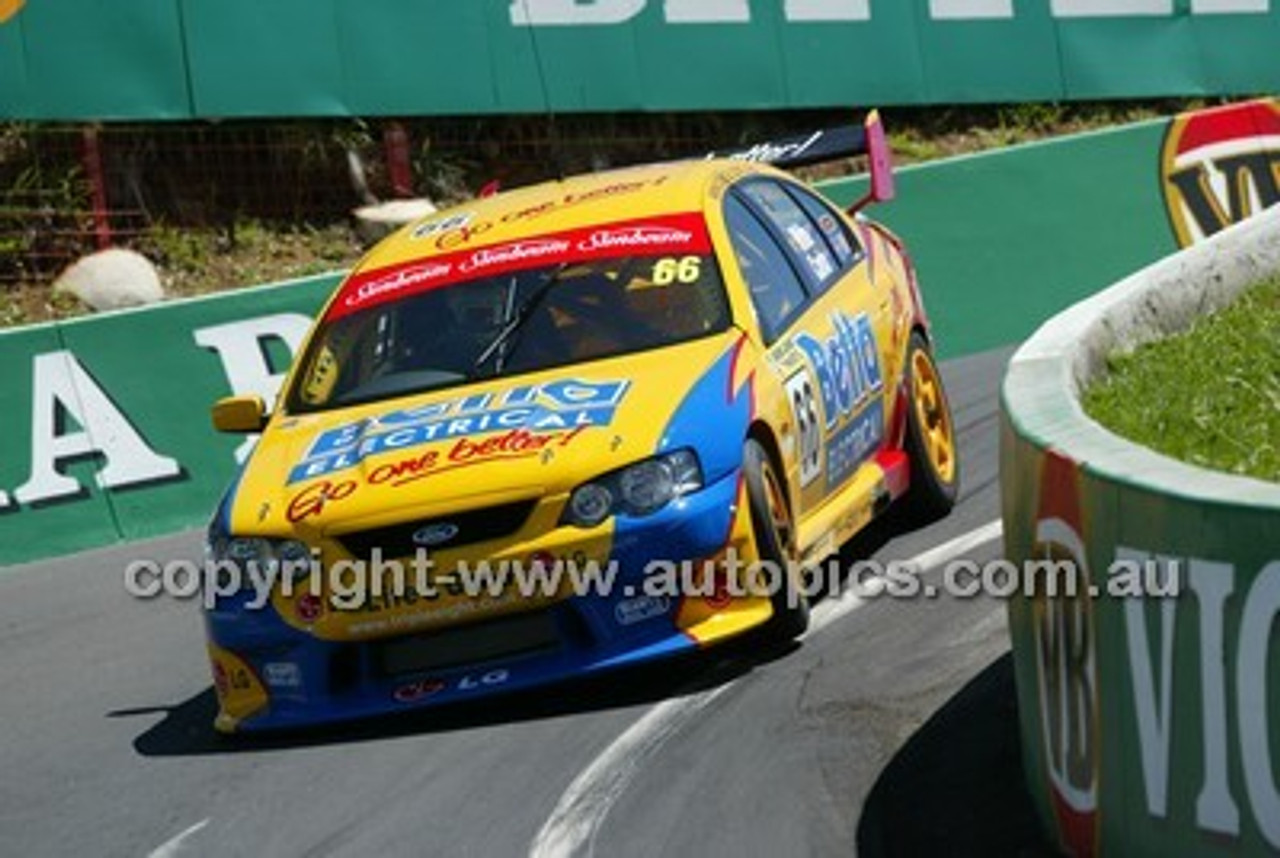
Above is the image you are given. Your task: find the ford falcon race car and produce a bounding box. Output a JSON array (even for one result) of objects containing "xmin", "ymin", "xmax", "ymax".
[{"xmin": 204, "ymin": 112, "xmax": 958, "ymax": 732}]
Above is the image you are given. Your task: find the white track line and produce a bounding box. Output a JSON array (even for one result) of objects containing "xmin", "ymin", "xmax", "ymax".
[
  {"xmin": 529, "ymin": 518, "xmax": 1003, "ymax": 858},
  {"xmin": 529, "ymin": 685, "xmax": 734, "ymax": 858},
  {"xmin": 148, "ymin": 819, "xmax": 210, "ymax": 858},
  {"xmin": 807, "ymin": 517, "xmax": 1004, "ymax": 635}
]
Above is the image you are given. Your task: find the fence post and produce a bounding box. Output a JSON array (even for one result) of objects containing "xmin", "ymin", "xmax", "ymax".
[
  {"xmin": 80, "ymin": 124, "xmax": 112, "ymax": 250},
  {"xmin": 383, "ymin": 122, "xmax": 414, "ymax": 198}
]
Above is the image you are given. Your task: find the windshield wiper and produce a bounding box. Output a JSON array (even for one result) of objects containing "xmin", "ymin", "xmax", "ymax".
[{"xmin": 472, "ymin": 263, "xmax": 567, "ymax": 374}]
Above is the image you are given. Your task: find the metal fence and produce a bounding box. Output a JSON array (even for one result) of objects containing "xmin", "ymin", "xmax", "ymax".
[{"xmin": 0, "ymin": 111, "xmax": 844, "ymax": 286}]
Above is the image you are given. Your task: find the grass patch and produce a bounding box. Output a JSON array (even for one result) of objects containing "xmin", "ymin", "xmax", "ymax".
[
  {"xmin": 1083, "ymin": 275, "xmax": 1280, "ymax": 483},
  {"xmin": 131, "ymin": 219, "xmax": 364, "ymax": 299}
]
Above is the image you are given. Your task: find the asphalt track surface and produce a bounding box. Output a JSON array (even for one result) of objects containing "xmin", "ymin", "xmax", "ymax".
[{"xmin": 0, "ymin": 346, "xmax": 1041, "ymax": 858}]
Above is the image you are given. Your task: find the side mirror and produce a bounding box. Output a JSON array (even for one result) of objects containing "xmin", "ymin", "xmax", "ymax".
[
  {"xmin": 849, "ymin": 110, "xmax": 896, "ymax": 213},
  {"xmin": 211, "ymin": 395, "xmax": 268, "ymax": 434}
]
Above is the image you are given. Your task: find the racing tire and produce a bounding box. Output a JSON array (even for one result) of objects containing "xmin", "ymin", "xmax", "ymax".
[
  {"xmin": 902, "ymin": 331, "xmax": 959, "ymax": 523},
  {"xmin": 743, "ymin": 438, "xmax": 810, "ymax": 642}
]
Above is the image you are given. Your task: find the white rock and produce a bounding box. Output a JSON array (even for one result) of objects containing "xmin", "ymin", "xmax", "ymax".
[
  {"xmin": 54, "ymin": 248, "xmax": 165, "ymax": 311},
  {"xmin": 354, "ymin": 198, "xmax": 438, "ymax": 245}
]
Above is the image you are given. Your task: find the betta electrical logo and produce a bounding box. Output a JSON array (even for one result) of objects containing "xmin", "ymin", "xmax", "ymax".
[
  {"xmin": 288, "ymin": 378, "xmax": 629, "ymax": 483},
  {"xmin": 1160, "ymin": 99, "xmax": 1280, "ymax": 248},
  {"xmin": 0, "ymin": 0, "xmax": 26, "ymax": 25},
  {"xmin": 1030, "ymin": 451, "xmax": 1100, "ymax": 858}
]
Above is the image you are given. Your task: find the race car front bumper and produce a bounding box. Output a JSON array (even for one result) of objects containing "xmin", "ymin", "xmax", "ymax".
[{"xmin": 204, "ymin": 468, "xmax": 774, "ymax": 733}]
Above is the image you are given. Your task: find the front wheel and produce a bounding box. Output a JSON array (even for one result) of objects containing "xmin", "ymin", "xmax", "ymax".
[
  {"xmin": 902, "ymin": 332, "xmax": 959, "ymax": 522},
  {"xmin": 743, "ymin": 438, "xmax": 809, "ymax": 642}
]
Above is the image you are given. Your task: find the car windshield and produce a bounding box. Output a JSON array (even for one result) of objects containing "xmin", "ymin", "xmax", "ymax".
[{"xmin": 286, "ymin": 238, "xmax": 731, "ymax": 414}]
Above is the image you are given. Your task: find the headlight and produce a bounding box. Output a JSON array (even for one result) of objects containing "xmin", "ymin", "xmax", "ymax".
[
  {"xmin": 568, "ymin": 483, "xmax": 614, "ymax": 528},
  {"xmin": 275, "ymin": 539, "xmax": 312, "ymax": 569},
  {"xmin": 226, "ymin": 537, "xmax": 272, "ymax": 566},
  {"xmin": 619, "ymin": 460, "xmax": 674, "ymax": 513},
  {"xmin": 206, "ymin": 534, "xmax": 313, "ymax": 580},
  {"xmin": 563, "ymin": 449, "xmax": 704, "ymax": 527}
]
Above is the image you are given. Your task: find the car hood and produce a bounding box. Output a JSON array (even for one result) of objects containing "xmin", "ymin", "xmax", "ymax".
[{"xmin": 227, "ymin": 331, "xmax": 744, "ymax": 538}]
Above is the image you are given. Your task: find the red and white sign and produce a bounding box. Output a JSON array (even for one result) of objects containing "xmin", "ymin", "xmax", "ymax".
[
  {"xmin": 343, "ymin": 261, "xmax": 454, "ymax": 311},
  {"xmin": 1032, "ymin": 451, "xmax": 1100, "ymax": 858},
  {"xmin": 1160, "ymin": 99, "xmax": 1280, "ymax": 247},
  {"xmin": 458, "ymin": 238, "xmax": 572, "ymax": 274},
  {"xmin": 327, "ymin": 212, "xmax": 711, "ymax": 320},
  {"xmin": 576, "ymin": 224, "xmax": 694, "ymax": 252}
]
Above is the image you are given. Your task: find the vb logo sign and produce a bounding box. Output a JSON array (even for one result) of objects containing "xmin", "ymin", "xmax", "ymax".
[
  {"xmin": 1160, "ymin": 99, "xmax": 1280, "ymax": 247},
  {"xmin": 1030, "ymin": 452, "xmax": 1100, "ymax": 858}
]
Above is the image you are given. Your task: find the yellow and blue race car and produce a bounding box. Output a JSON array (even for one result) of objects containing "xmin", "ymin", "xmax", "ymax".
[{"xmin": 204, "ymin": 113, "xmax": 958, "ymax": 732}]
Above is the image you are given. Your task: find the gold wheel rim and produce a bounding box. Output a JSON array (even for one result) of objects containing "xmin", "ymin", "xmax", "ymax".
[
  {"xmin": 760, "ymin": 458, "xmax": 795, "ymax": 559},
  {"xmin": 911, "ymin": 350, "xmax": 956, "ymax": 485}
]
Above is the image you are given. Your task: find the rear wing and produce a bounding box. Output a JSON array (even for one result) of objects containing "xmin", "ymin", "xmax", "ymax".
[{"xmin": 704, "ymin": 110, "xmax": 895, "ymax": 213}]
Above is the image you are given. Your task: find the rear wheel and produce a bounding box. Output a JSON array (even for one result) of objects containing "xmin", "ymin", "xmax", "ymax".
[
  {"xmin": 743, "ymin": 438, "xmax": 809, "ymax": 641},
  {"xmin": 902, "ymin": 332, "xmax": 959, "ymax": 522}
]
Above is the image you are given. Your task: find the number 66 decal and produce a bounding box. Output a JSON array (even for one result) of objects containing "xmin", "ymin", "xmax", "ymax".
[{"xmin": 785, "ymin": 371, "xmax": 821, "ymax": 487}]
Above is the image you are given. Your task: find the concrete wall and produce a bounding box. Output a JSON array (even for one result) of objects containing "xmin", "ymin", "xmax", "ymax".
[{"xmin": 1001, "ymin": 205, "xmax": 1280, "ymax": 855}]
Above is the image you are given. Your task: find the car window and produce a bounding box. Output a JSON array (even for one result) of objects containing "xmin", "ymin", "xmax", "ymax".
[
  {"xmin": 782, "ymin": 182, "xmax": 862, "ymax": 270},
  {"xmin": 288, "ymin": 250, "xmax": 730, "ymax": 414},
  {"xmin": 739, "ymin": 180, "xmax": 840, "ymax": 289},
  {"xmin": 723, "ymin": 194, "xmax": 809, "ymax": 343}
]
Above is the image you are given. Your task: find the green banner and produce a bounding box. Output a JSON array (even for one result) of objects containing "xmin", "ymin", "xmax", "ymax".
[
  {"xmin": 2, "ymin": 1, "xmax": 1280, "ymax": 119},
  {"xmin": 0, "ymin": 321, "xmax": 121, "ymax": 560},
  {"xmin": 0, "ymin": 276, "xmax": 338, "ymax": 566}
]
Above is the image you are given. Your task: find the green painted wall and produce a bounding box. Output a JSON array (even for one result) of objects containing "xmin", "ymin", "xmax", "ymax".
[
  {"xmin": 1002, "ymin": 390, "xmax": 1280, "ymax": 856},
  {"xmin": 822, "ymin": 121, "xmax": 1176, "ymax": 359},
  {"xmin": 0, "ymin": 276, "xmax": 339, "ymax": 566}
]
